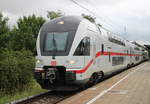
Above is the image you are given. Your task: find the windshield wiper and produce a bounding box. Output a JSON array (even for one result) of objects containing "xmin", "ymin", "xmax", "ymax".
[{"xmin": 52, "ymin": 33, "xmax": 57, "ymax": 59}]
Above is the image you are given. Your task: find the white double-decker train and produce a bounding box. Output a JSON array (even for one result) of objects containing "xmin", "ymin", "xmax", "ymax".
[{"xmin": 35, "ymin": 16, "xmax": 149, "ymax": 90}]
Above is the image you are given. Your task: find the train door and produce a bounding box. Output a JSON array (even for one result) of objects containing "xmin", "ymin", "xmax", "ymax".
[
  {"xmin": 94, "ymin": 35, "xmax": 100, "ymax": 67},
  {"xmin": 73, "ymin": 37, "xmax": 89, "ymax": 69},
  {"xmin": 84, "ymin": 30, "xmax": 97, "ymax": 75},
  {"xmin": 130, "ymin": 47, "xmax": 132, "ymax": 64},
  {"xmin": 105, "ymin": 42, "xmax": 114, "ymax": 72},
  {"xmin": 130, "ymin": 47, "xmax": 133, "ymax": 65}
]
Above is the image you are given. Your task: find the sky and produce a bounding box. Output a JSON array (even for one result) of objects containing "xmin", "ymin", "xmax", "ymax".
[{"xmin": 0, "ymin": 0, "xmax": 150, "ymax": 44}]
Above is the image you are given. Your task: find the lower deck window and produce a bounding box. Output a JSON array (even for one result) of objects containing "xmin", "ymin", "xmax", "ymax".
[
  {"xmin": 135, "ymin": 56, "xmax": 140, "ymax": 61},
  {"xmin": 112, "ymin": 57, "xmax": 124, "ymax": 66}
]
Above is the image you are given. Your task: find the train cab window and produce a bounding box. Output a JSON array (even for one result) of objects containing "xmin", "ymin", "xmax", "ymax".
[
  {"xmin": 44, "ymin": 32, "xmax": 68, "ymax": 51},
  {"xmin": 74, "ymin": 37, "xmax": 90, "ymax": 56}
]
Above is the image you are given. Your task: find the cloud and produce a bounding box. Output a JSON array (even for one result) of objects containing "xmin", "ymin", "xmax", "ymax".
[
  {"xmin": 0, "ymin": 0, "xmax": 150, "ymax": 42},
  {"xmin": 83, "ymin": 0, "xmax": 150, "ymax": 42},
  {"xmin": 2, "ymin": 11, "xmax": 19, "ymax": 26}
]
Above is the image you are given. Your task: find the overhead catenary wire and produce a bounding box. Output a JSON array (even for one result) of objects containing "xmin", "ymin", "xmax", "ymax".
[
  {"xmin": 71, "ymin": 0, "xmax": 97, "ymax": 18},
  {"xmin": 71, "ymin": 0, "xmax": 102, "ymax": 25},
  {"xmin": 70, "ymin": 0, "xmax": 125, "ymax": 36},
  {"xmin": 84, "ymin": 0, "xmax": 124, "ymax": 29},
  {"xmin": 71, "ymin": 0, "xmax": 114, "ymax": 27},
  {"xmin": 70, "ymin": 0, "xmax": 111, "ymax": 25}
]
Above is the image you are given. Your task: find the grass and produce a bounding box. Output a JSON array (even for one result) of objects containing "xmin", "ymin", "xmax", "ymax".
[{"xmin": 0, "ymin": 80, "xmax": 48, "ymax": 104}]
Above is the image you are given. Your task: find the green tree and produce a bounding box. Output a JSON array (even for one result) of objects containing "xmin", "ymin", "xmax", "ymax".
[
  {"xmin": 0, "ymin": 13, "xmax": 10, "ymax": 49},
  {"xmin": 0, "ymin": 13, "xmax": 9, "ymax": 35},
  {"xmin": 10, "ymin": 14, "xmax": 46, "ymax": 53},
  {"xmin": 47, "ymin": 10, "xmax": 63, "ymax": 20},
  {"xmin": 81, "ymin": 13, "xmax": 96, "ymax": 23},
  {"xmin": 0, "ymin": 49, "xmax": 35, "ymax": 96},
  {"xmin": 17, "ymin": 14, "xmax": 46, "ymax": 38}
]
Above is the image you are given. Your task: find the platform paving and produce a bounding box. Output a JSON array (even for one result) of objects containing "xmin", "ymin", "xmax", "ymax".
[{"xmin": 58, "ymin": 61, "xmax": 150, "ymax": 104}]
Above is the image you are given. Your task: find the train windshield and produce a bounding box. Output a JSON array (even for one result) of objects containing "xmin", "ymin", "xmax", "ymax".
[
  {"xmin": 40, "ymin": 16, "xmax": 81, "ymax": 56},
  {"xmin": 45, "ymin": 32, "xmax": 68, "ymax": 51}
]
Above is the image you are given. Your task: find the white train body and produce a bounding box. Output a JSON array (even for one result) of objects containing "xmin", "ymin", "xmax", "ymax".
[{"xmin": 35, "ymin": 16, "xmax": 148, "ymax": 90}]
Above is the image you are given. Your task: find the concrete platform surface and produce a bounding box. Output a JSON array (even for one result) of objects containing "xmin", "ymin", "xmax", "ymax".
[{"xmin": 58, "ymin": 61, "xmax": 150, "ymax": 104}]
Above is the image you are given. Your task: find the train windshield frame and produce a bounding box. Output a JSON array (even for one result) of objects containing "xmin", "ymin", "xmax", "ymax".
[
  {"xmin": 39, "ymin": 16, "xmax": 81, "ymax": 56},
  {"xmin": 40, "ymin": 30, "xmax": 77, "ymax": 56},
  {"xmin": 44, "ymin": 32, "xmax": 68, "ymax": 52}
]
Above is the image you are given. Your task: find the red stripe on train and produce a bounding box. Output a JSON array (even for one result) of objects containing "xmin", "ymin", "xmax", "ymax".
[
  {"xmin": 72, "ymin": 51, "xmax": 142, "ymax": 74},
  {"xmin": 74, "ymin": 59, "xmax": 94, "ymax": 73}
]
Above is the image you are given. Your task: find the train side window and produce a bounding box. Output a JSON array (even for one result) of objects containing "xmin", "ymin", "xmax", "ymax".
[{"xmin": 74, "ymin": 37, "xmax": 90, "ymax": 56}]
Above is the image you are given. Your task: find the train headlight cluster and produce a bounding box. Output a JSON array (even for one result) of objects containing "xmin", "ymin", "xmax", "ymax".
[
  {"xmin": 36, "ymin": 59, "xmax": 43, "ymax": 67},
  {"xmin": 37, "ymin": 59, "xmax": 42, "ymax": 63}
]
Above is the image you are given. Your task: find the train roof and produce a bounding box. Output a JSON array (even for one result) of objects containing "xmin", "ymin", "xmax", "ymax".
[{"xmin": 41, "ymin": 16, "xmax": 82, "ymax": 32}]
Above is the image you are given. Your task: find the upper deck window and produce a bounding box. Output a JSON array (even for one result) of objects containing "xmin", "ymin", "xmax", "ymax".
[{"xmin": 108, "ymin": 37, "xmax": 125, "ymax": 46}]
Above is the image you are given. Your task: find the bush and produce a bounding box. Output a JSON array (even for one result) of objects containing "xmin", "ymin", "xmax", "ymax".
[{"xmin": 0, "ymin": 49, "xmax": 35, "ymax": 96}]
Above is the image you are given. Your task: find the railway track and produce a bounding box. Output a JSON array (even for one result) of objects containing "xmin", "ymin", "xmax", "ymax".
[
  {"xmin": 10, "ymin": 62, "xmax": 146, "ymax": 104},
  {"xmin": 9, "ymin": 90, "xmax": 76, "ymax": 104}
]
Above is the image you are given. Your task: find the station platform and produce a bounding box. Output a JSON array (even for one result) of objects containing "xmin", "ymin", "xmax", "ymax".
[{"xmin": 58, "ymin": 61, "xmax": 150, "ymax": 104}]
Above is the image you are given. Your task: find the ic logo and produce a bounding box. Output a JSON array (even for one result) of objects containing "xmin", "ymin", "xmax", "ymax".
[{"xmin": 51, "ymin": 61, "xmax": 57, "ymax": 66}]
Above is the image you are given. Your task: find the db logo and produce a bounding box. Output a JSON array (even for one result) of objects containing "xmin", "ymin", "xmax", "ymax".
[{"xmin": 51, "ymin": 61, "xmax": 57, "ymax": 66}]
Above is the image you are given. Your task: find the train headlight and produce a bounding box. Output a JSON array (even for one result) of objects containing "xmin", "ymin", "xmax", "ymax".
[
  {"xmin": 36, "ymin": 59, "xmax": 43, "ymax": 67},
  {"xmin": 67, "ymin": 60, "xmax": 76, "ymax": 64},
  {"xmin": 37, "ymin": 59, "xmax": 42, "ymax": 64}
]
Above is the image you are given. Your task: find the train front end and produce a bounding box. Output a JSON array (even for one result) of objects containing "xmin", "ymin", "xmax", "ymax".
[{"xmin": 34, "ymin": 16, "xmax": 88, "ymax": 90}]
